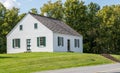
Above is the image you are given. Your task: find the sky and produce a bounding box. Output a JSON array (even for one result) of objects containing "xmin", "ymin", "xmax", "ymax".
[{"xmin": 0, "ymin": 0, "xmax": 120, "ymax": 14}]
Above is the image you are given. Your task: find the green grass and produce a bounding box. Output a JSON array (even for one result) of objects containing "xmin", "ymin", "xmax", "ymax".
[
  {"xmin": 0, "ymin": 52, "xmax": 114, "ymax": 73},
  {"xmin": 112, "ymin": 54, "xmax": 120, "ymax": 60}
]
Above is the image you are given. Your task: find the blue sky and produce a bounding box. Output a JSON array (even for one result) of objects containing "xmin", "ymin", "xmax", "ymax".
[{"xmin": 0, "ymin": 0, "xmax": 120, "ymax": 14}]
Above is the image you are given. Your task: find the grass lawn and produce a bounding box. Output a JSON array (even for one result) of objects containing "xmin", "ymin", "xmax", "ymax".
[
  {"xmin": 112, "ymin": 54, "xmax": 120, "ymax": 60},
  {"xmin": 0, "ymin": 52, "xmax": 114, "ymax": 73}
]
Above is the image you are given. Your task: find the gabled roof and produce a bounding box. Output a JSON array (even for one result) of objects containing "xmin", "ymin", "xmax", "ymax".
[{"xmin": 29, "ymin": 13, "xmax": 81, "ymax": 36}]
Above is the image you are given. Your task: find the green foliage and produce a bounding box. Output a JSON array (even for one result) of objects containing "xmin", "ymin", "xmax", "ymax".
[
  {"xmin": 30, "ymin": 8, "xmax": 38, "ymax": 14},
  {"xmin": 64, "ymin": 0, "xmax": 87, "ymax": 32},
  {"xmin": 0, "ymin": 3, "xmax": 6, "ymax": 53},
  {"xmin": 83, "ymin": 2, "xmax": 100, "ymax": 53},
  {"xmin": 0, "ymin": 3, "xmax": 25, "ymax": 53},
  {"xmin": 0, "ymin": 52, "xmax": 113, "ymax": 73},
  {"xmin": 40, "ymin": 0, "xmax": 63, "ymax": 20},
  {"xmin": 96, "ymin": 5, "xmax": 120, "ymax": 54},
  {"xmin": 40, "ymin": 0, "xmax": 120, "ymax": 54},
  {"xmin": 1, "ymin": 0, "xmax": 120, "ymax": 54}
]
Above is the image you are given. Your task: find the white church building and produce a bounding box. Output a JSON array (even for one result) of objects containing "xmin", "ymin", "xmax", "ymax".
[{"xmin": 6, "ymin": 13, "xmax": 83, "ymax": 53}]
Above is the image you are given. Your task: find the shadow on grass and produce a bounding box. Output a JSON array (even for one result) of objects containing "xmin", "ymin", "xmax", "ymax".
[{"xmin": 0, "ymin": 56, "xmax": 15, "ymax": 59}]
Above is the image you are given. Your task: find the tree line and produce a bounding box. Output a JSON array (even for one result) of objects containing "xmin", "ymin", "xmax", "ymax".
[
  {"xmin": 0, "ymin": 0, "xmax": 120, "ymax": 54},
  {"xmin": 0, "ymin": 3, "xmax": 25, "ymax": 53}
]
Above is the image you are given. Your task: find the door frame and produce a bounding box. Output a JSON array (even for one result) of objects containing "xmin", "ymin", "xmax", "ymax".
[{"xmin": 26, "ymin": 39, "xmax": 31, "ymax": 52}]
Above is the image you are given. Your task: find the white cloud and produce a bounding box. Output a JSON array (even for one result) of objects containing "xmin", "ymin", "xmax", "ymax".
[{"xmin": 0, "ymin": 0, "xmax": 20, "ymax": 9}]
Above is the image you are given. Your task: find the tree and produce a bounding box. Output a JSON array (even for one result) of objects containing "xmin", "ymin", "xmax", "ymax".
[
  {"xmin": 40, "ymin": 0, "xmax": 102, "ymax": 53},
  {"xmin": 3, "ymin": 7, "xmax": 19, "ymax": 35},
  {"xmin": 64, "ymin": 0, "xmax": 87, "ymax": 33},
  {"xmin": 0, "ymin": 3, "xmax": 6, "ymax": 53},
  {"xmin": 0, "ymin": 3, "xmax": 6, "ymax": 34},
  {"xmin": 30, "ymin": 8, "xmax": 38, "ymax": 14},
  {"xmin": 0, "ymin": 0, "xmax": 120, "ymax": 54},
  {"xmin": 0, "ymin": 3, "xmax": 6, "ymax": 24},
  {"xmin": 40, "ymin": 0, "xmax": 63, "ymax": 20},
  {"xmin": 84, "ymin": 2, "xmax": 100, "ymax": 53},
  {"xmin": 96, "ymin": 5, "xmax": 120, "ymax": 54},
  {"xmin": 0, "ymin": 5, "xmax": 25, "ymax": 53}
]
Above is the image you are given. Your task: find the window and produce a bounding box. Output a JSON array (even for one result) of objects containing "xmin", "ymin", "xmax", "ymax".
[
  {"xmin": 58, "ymin": 37, "xmax": 64, "ymax": 47},
  {"xmin": 34, "ymin": 23, "xmax": 38, "ymax": 29},
  {"xmin": 37, "ymin": 37, "xmax": 46, "ymax": 47},
  {"xmin": 74, "ymin": 39, "xmax": 80, "ymax": 48},
  {"xmin": 12, "ymin": 39, "xmax": 20, "ymax": 48},
  {"xmin": 19, "ymin": 25, "xmax": 23, "ymax": 30},
  {"xmin": 75, "ymin": 39, "xmax": 77, "ymax": 47}
]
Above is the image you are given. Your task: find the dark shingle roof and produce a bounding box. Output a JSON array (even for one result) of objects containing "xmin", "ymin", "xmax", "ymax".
[{"xmin": 29, "ymin": 13, "xmax": 81, "ymax": 36}]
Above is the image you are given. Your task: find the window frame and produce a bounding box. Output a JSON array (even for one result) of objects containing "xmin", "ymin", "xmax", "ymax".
[
  {"xmin": 74, "ymin": 39, "xmax": 77, "ymax": 48},
  {"xmin": 34, "ymin": 23, "xmax": 38, "ymax": 29},
  {"xmin": 77, "ymin": 39, "xmax": 80, "ymax": 48},
  {"xmin": 74, "ymin": 39, "xmax": 80, "ymax": 48},
  {"xmin": 12, "ymin": 39, "xmax": 20, "ymax": 49},
  {"xmin": 37, "ymin": 37, "xmax": 46, "ymax": 47},
  {"xmin": 19, "ymin": 25, "xmax": 23, "ymax": 31},
  {"xmin": 58, "ymin": 37, "xmax": 64, "ymax": 47}
]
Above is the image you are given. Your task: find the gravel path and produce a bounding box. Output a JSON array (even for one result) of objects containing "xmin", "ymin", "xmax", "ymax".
[{"xmin": 34, "ymin": 63, "xmax": 120, "ymax": 73}]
